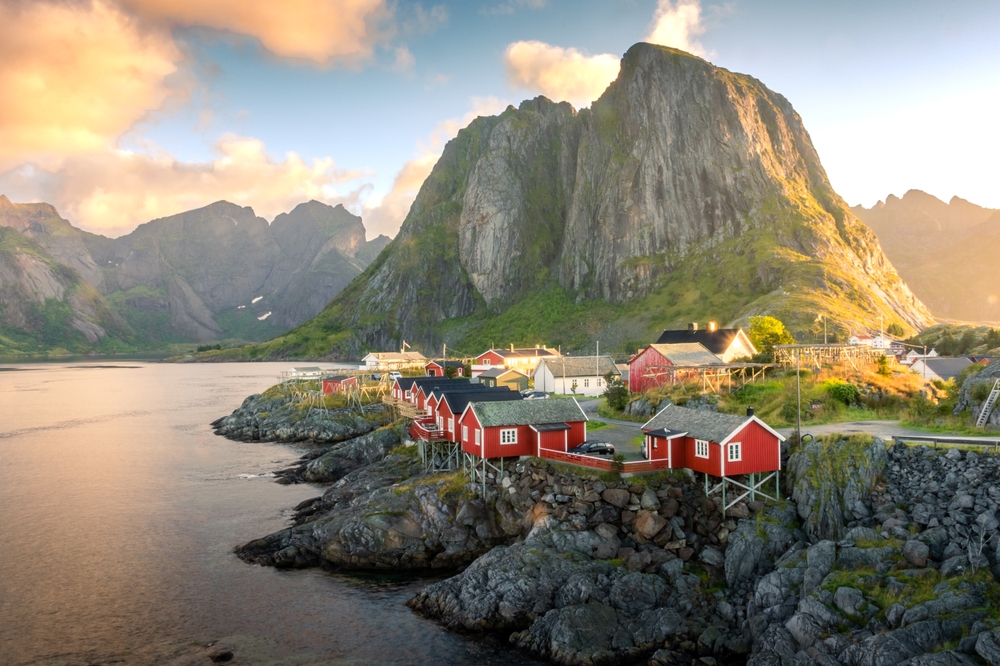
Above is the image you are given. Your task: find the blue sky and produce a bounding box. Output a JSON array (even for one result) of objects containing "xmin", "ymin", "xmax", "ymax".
[{"xmin": 1, "ymin": 0, "xmax": 998, "ymax": 238}]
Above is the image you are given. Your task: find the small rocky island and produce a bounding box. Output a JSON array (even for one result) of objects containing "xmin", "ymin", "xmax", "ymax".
[{"xmin": 214, "ymin": 387, "xmax": 1000, "ymax": 666}]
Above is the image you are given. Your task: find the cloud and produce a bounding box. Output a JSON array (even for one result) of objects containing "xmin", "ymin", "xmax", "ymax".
[
  {"xmin": 121, "ymin": 0, "xmax": 392, "ymax": 65},
  {"xmin": 644, "ymin": 0, "xmax": 709, "ymax": 58},
  {"xmin": 363, "ymin": 97, "xmax": 508, "ymax": 238},
  {"xmin": 0, "ymin": 0, "xmax": 182, "ymax": 163},
  {"xmin": 503, "ymin": 41, "xmax": 620, "ymax": 107},
  {"xmin": 0, "ymin": 136, "xmax": 368, "ymax": 237}
]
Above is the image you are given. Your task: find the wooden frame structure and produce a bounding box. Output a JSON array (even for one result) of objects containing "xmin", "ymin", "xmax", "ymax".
[
  {"xmin": 773, "ymin": 344, "xmax": 885, "ymax": 373},
  {"xmin": 640, "ymin": 362, "xmax": 776, "ymax": 395},
  {"xmin": 705, "ymin": 471, "xmax": 780, "ymax": 511}
]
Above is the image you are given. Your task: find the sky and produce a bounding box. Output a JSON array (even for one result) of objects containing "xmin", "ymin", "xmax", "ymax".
[{"xmin": 0, "ymin": 0, "xmax": 998, "ymax": 239}]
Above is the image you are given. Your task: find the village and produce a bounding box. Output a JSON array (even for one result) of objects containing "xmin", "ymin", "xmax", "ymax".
[{"xmin": 278, "ymin": 319, "xmax": 1000, "ymax": 512}]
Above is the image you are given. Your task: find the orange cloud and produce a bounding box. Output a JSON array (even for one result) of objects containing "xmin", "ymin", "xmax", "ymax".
[
  {"xmin": 122, "ymin": 0, "xmax": 391, "ymax": 64},
  {"xmin": 504, "ymin": 41, "xmax": 620, "ymax": 107},
  {"xmin": 4, "ymin": 136, "xmax": 367, "ymax": 236},
  {"xmin": 0, "ymin": 0, "xmax": 181, "ymax": 162},
  {"xmin": 644, "ymin": 0, "xmax": 709, "ymax": 58}
]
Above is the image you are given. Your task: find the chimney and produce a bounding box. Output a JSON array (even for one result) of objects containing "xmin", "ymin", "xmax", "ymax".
[
  {"xmin": 708, "ymin": 321, "xmax": 717, "ymax": 332},
  {"xmin": 746, "ymin": 407, "xmax": 755, "ymax": 417},
  {"xmin": 510, "ymin": 343, "xmax": 514, "ymax": 352},
  {"xmin": 688, "ymin": 322, "xmax": 698, "ymax": 332}
]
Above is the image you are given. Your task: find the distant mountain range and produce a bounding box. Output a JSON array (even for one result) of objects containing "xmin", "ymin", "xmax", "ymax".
[
  {"xmin": 222, "ymin": 43, "xmax": 933, "ymax": 361},
  {"xmin": 852, "ymin": 191, "xmax": 1000, "ymax": 322},
  {"xmin": 0, "ymin": 196, "xmax": 389, "ymax": 354}
]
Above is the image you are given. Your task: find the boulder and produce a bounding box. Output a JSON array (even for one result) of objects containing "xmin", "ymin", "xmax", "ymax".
[
  {"xmin": 903, "ymin": 540, "xmax": 930, "ymax": 567},
  {"xmin": 635, "ymin": 511, "xmax": 668, "ymax": 539},
  {"xmin": 602, "ymin": 488, "xmax": 630, "ymax": 508}
]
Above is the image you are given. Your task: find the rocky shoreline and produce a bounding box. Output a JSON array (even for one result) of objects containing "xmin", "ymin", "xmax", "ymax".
[{"xmin": 216, "ymin": 393, "xmax": 1000, "ymax": 666}]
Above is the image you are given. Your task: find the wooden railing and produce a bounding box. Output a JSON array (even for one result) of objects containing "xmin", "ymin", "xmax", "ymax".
[{"xmin": 537, "ymin": 449, "xmax": 675, "ymax": 474}]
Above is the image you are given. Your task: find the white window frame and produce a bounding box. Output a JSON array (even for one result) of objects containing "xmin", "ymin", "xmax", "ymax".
[
  {"xmin": 437, "ymin": 416, "xmax": 443, "ymax": 430},
  {"xmin": 448, "ymin": 417, "xmax": 454, "ymax": 433},
  {"xmin": 405, "ymin": 390, "xmax": 411, "ymax": 399},
  {"xmin": 728, "ymin": 442, "xmax": 742, "ymax": 462},
  {"xmin": 695, "ymin": 439, "xmax": 709, "ymax": 459},
  {"xmin": 462, "ymin": 425, "xmax": 468, "ymax": 441},
  {"xmin": 584, "ymin": 378, "xmax": 590, "ymax": 388},
  {"xmin": 484, "ymin": 358, "xmax": 491, "ymax": 366},
  {"xmin": 475, "ymin": 429, "xmax": 482, "ymax": 445},
  {"xmin": 597, "ymin": 377, "xmax": 602, "ymax": 387},
  {"xmin": 500, "ymin": 428, "xmax": 518, "ymax": 444}
]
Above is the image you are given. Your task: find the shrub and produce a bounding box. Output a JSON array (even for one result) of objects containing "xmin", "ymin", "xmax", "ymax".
[
  {"xmin": 823, "ymin": 379, "xmax": 861, "ymax": 405},
  {"xmin": 603, "ymin": 371, "xmax": 629, "ymax": 411}
]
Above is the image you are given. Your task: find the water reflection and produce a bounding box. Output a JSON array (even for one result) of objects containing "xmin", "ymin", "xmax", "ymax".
[{"xmin": 0, "ymin": 362, "xmax": 540, "ymax": 665}]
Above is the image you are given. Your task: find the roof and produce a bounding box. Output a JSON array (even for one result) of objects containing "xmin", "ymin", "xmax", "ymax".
[
  {"xmin": 478, "ymin": 367, "xmax": 528, "ymax": 379},
  {"xmin": 535, "ymin": 355, "xmax": 620, "ymax": 378},
  {"xmin": 479, "ymin": 347, "xmax": 560, "ymax": 359},
  {"xmin": 470, "ymin": 398, "xmax": 587, "ymax": 427},
  {"xmin": 530, "ymin": 423, "xmax": 571, "ymax": 432},
  {"xmin": 325, "ymin": 375, "xmax": 355, "ymax": 382},
  {"xmin": 410, "ymin": 377, "xmax": 472, "ymax": 388},
  {"xmin": 913, "ymin": 357, "xmax": 974, "ymax": 380},
  {"xmin": 642, "ymin": 405, "xmax": 763, "ymax": 443},
  {"xmin": 440, "ymin": 390, "xmax": 522, "ymax": 415},
  {"xmin": 291, "ymin": 366, "xmax": 322, "ymax": 372},
  {"xmin": 364, "ymin": 351, "xmax": 427, "ymax": 361},
  {"xmin": 426, "ymin": 360, "xmax": 465, "ymax": 368},
  {"xmin": 646, "ymin": 427, "xmax": 687, "ymax": 439},
  {"xmin": 641, "ymin": 343, "xmax": 724, "ymax": 366},
  {"xmin": 654, "ymin": 329, "xmax": 752, "ymax": 355},
  {"xmin": 427, "ymin": 384, "xmax": 492, "ymax": 401}
]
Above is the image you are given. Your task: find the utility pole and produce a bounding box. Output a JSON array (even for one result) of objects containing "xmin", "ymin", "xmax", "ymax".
[
  {"xmin": 796, "ymin": 348, "xmax": 802, "ymax": 444},
  {"xmin": 824, "ymin": 316, "xmax": 827, "ymax": 345}
]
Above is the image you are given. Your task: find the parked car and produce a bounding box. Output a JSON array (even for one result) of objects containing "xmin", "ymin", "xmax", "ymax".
[
  {"xmin": 521, "ymin": 390, "xmax": 549, "ymax": 400},
  {"xmin": 568, "ymin": 441, "xmax": 615, "ymax": 456},
  {"xmin": 387, "ymin": 371, "xmax": 402, "ymax": 380}
]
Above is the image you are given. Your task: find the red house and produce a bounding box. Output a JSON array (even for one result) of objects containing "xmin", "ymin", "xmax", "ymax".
[
  {"xmin": 458, "ymin": 398, "xmax": 588, "ymax": 459},
  {"xmin": 425, "ymin": 360, "xmax": 466, "ymax": 377},
  {"xmin": 431, "ymin": 390, "xmax": 522, "ymax": 442},
  {"xmin": 628, "ymin": 343, "xmax": 723, "ymax": 393},
  {"xmin": 393, "ymin": 377, "xmax": 472, "ymax": 408},
  {"xmin": 640, "ymin": 405, "xmax": 783, "ymax": 477},
  {"xmin": 322, "ymin": 375, "xmax": 358, "ymax": 393}
]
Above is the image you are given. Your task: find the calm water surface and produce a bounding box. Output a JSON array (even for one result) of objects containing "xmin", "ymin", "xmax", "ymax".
[{"xmin": 0, "ymin": 362, "xmax": 539, "ymax": 665}]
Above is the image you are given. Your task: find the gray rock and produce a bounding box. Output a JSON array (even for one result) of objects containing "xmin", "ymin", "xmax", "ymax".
[
  {"xmin": 902, "ymin": 540, "xmax": 929, "ymax": 567},
  {"xmin": 976, "ymin": 631, "xmax": 1000, "ymax": 666},
  {"xmin": 941, "ymin": 555, "xmax": 968, "ymax": 577},
  {"xmin": 700, "ymin": 546, "xmax": 725, "ymax": 567},
  {"xmin": 834, "ymin": 586, "xmax": 865, "ymax": 616},
  {"xmin": 602, "ymin": 488, "xmax": 630, "ymax": 508}
]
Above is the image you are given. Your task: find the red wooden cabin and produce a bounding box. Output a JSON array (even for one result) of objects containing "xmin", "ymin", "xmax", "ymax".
[
  {"xmin": 425, "ymin": 360, "xmax": 466, "ymax": 377},
  {"xmin": 628, "ymin": 343, "xmax": 723, "ymax": 393},
  {"xmin": 640, "ymin": 405, "xmax": 783, "ymax": 477},
  {"xmin": 431, "ymin": 390, "xmax": 523, "ymax": 442},
  {"xmin": 458, "ymin": 398, "xmax": 588, "ymax": 459},
  {"xmin": 322, "ymin": 375, "xmax": 357, "ymax": 393}
]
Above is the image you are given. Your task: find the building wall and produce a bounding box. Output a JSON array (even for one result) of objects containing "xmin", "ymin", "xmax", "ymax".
[
  {"xmin": 537, "ymin": 430, "xmax": 567, "ymax": 452},
  {"xmin": 628, "ymin": 347, "xmax": 673, "ymax": 393},
  {"xmin": 719, "ymin": 421, "xmax": 781, "ymax": 475},
  {"xmin": 568, "ymin": 421, "xmax": 587, "ymax": 447},
  {"xmin": 721, "ymin": 334, "xmax": 756, "ymax": 362},
  {"xmin": 482, "ymin": 424, "xmax": 535, "ymax": 458}
]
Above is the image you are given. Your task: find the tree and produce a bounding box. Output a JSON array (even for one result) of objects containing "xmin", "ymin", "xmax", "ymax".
[
  {"xmin": 958, "ymin": 329, "xmax": 978, "ymax": 354},
  {"xmin": 603, "ymin": 372, "xmax": 629, "ymax": 411},
  {"xmin": 986, "ymin": 328, "xmax": 1000, "ymax": 350},
  {"xmin": 887, "ymin": 322, "xmax": 905, "ymax": 337},
  {"xmin": 749, "ymin": 316, "xmax": 794, "ymax": 360}
]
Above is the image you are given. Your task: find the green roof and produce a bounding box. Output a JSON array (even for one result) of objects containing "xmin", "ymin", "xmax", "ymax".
[
  {"xmin": 535, "ymin": 355, "xmax": 620, "ymax": 378},
  {"xmin": 641, "ymin": 405, "xmax": 750, "ymax": 443},
  {"xmin": 472, "ymin": 398, "xmax": 587, "ymax": 427}
]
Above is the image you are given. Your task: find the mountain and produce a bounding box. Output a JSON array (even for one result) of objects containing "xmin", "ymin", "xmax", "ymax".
[
  {"xmin": 238, "ymin": 43, "xmax": 931, "ymax": 361},
  {"xmin": 852, "ymin": 190, "xmax": 1000, "ymax": 322},
  {"xmin": 0, "ymin": 196, "xmax": 389, "ymax": 352}
]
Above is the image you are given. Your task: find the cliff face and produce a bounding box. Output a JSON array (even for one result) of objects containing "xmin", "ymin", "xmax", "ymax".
[
  {"xmin": 853, "ymin": 190, "xmax": 1000, "ymax": 322},
  {"xmin": 274, "ymin": 43, "xmax": 930, "ymax": 359},
  {"xmin": 0, "ymin": 197, "xmax": 388, "ymax": 349}
]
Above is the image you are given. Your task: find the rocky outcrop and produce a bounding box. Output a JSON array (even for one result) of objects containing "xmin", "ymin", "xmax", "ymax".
[
  {"xmin": 955, "ymin": 360, "xmax": 1000, "ymax": 429},
  {"xmin": 211, "ymin": 389, "xmax": 393, "ymax": 443},
  {"xmin": 788, "ymin": 435, "xmax": 888, "ymax": 541},
  {"xmin": 274, "ymin": 42, "xmax": 931, "ymax": 360}
]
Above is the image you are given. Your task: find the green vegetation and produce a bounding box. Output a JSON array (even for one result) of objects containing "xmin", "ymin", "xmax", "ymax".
[
  {"xmin": 602, "ymin": 372, "xmax": 629, "ymax": 411},
  {"xmin": 909, "ymin": 323, "xmax": 1000, "ymax": 356},
  {"xmin": 748, "ymin": 315, "xmax": 795, "ymax": 361}
]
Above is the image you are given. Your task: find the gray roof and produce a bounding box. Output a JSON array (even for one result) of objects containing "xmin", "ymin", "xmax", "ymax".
[
  {"xmin": 537, "ymin": 355, "xmax": 620, "ymax": 378},
  {"xmin": 642, "ymin": 405, "xmax": 750, "ymax": 443},
  {"xmin": 646, "ymin": 343, "xmax": 724, "ymax": 366},
  {"xmin": 479, "ymin": 367, "xmax": 527, "ymax": 379},
  {"xmin": 918, "ymin": 357, "xmax": 974, "ymax": 380},
  {"xmin": 472, "ymin": 398, "xmax": 586, "ymax": 427}
]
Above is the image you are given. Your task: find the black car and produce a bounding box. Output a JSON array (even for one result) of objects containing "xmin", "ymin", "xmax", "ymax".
[{"xmin": 568, "ymin": 441, "xmax": 615, "ymax": 456}]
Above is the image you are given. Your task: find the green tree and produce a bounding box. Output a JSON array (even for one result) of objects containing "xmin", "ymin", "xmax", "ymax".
[
  {"xmin": 749, "ymin": 316, "xmax": 794, "ymax": 360},
  {"xmin": 887, "ymin": 322, "xmax": 905, "ymax": 337},
  {"xmin": 986, "ymin": 329, "xmax": 1000, "ymax": 350},
  {"xmin": 603, "ymin": 371, "xmax": 629, "ymax": 411},
  {"xmin": 958, "ymin": 329, "xmax": 978, "ymax": 354},
  {"xmin": 876, "ymin": 355, "xmax": 891, "ymax": 377},
  {"xmin": 938, "ymin": 332, "xmax": 957, "ymax": 356}
]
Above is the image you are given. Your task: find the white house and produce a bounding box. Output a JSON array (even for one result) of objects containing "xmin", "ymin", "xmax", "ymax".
[
  {"xmin": 910, "ymin": 357, "xmax": 973, "ymax": 382},
  {"xmin": 848, "ymin": 334, "xmax": 874, "ymax": 347},
  {"xmin": 902, "ymin": 349, "xmax": 939, "ymax": 366},
  {"xmin": 532, "ymin": 355, "xmax": 620, "ymax": 397},
  {"xmin": 362, "ymin": 351, "xmax": 428, "ymax": 371}
]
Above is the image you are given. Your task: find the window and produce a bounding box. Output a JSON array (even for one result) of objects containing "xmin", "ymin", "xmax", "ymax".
[
  {"xmin": 448, "ymin": 418, "xmax": 454, "ymax": 433},
  {"xmin": 475, "ymin": 430, "xmax": 482, "ymax": 445},
  {"xmin": 728, "ymin": 442, "xmax": 742, "ymax": 462},
  {"xmin": 500, "ymin": 428, "xmax": 518, "ymax": 444},
  {"xmin": 484, "ymin": 358, "xmax": 491, "ymax": 366},
  {"xmin": 463, "ymin": 425, "xmax": 468, "ymax": 441},
  {"xmin": 695, "ymin": 439, "xmax": 709, "ymax": 458},
  {"xmin": 571, "ymin": 379, "xmax": 578, "ymax": 390},
  {"xmin": 584, "ymin": 379, "xmax": 590, "ymax": 388},
  {"xmin": 437, "ymin": 416, "xmax": 443, "ymax": 430},
  {"xmin": 597, "ymin": 378, "xmax": 602, "ymax": 387}
]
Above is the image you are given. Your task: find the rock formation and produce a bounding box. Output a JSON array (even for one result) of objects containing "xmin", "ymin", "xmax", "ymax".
[{"xmin": 273, "ymin": 42, "xmax": 931, "ymax": 359}]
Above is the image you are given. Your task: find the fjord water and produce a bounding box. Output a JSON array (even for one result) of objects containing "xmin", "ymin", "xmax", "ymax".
[{"xmin": 0, "ymin": 362, "xmax": 536, "ymax": 665}]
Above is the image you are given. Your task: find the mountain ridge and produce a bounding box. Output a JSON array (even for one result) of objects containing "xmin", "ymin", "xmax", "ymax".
[
  {"xmin": 226, "ymin": 43, "xmax": 932, "ymax": 361},
  {"xmin": 0, "ymin": 196, "xmax": 390, "ymax": 353}
]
